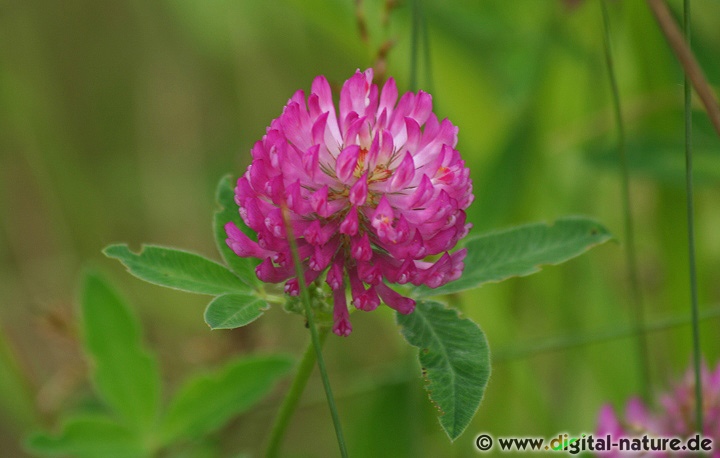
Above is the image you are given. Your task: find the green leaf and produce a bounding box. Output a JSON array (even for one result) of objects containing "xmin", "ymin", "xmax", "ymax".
[
  {"xmin": 396, "ymin": 300, "xmax": 491, "ymax": 441},
  {"xmin": 213, "ymin": 174, "xmax": 261, "ymax": 287},
  {"xmin": 104, "ymin": 244, "xmax": 249, "ymax": 295},
  {"xmin": 26, "ymin": 415, "xmax": 146, "ymax": 458},
  {"xmin": 159, "ymin": 355, "xmax": 294, "ymax": 445},
  {"xmin": 204, "ymin": 293, "xmax": 267, "ymax": 329},
  {"xmin": 416, "ymin": 216, "xmax": 612, "ymax": 298},
  {"xmin": 81, "ymin": 272, "xmax": 160, "ymax": 432}
]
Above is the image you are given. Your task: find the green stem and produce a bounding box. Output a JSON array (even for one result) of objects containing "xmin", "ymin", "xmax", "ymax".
[
  {"xmin": 265, "ymin": 328, "xmax": 330, "ymax": 458},
  {"xmin": 421, "ymin": 2, "xmax": 433, "ymax": 95},
  {"xmin": 409, "ymin": 0, "xmax": 421, "ymax": 91},
  {"xmin": 600, "ymin": 0, "xmax": 651, "ymax": 401},
  {"xmin": 282, "ymin": 207, "xmax": 349, "ymax": 458},
  {"xmin": 682, "ymin": 0, "xmax": 703, "ymax": 433}
]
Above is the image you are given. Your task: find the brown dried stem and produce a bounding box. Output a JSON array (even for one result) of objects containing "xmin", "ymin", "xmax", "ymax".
[{"xmin": 646, "ymin": 0, "xmax": 720, "ymax": 137}]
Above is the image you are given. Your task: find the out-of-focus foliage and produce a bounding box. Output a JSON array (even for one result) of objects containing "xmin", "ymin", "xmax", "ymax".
[
  {"xmin": 1, "ymin": 0, "xmax": 719, "ymax": 456},
  {"xmin": 25, "ymin": 272, "xmax": 292, "ymax": 458}
]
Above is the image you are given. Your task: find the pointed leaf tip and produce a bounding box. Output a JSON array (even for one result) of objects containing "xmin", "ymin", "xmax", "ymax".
[{"xmin": 416, "ymin": 216, "xmax": 613, "ymax": 298}]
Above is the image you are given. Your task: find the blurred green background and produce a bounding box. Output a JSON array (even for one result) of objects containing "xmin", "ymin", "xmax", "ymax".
[{"xmin": 1, "ymin": 0, "xmax": 719, "ymax": 456}]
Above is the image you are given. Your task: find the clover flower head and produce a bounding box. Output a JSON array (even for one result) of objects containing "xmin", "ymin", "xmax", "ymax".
[
  {"xmin": 225, "ymin": 69, "xmax": 473, "ymax": 336},
  {"xmin": 596, "ymin": 361, "xmax": 720, "ymax": 457}
]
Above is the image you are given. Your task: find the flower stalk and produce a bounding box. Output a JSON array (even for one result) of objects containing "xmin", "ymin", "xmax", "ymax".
[
  {"xmin": 265, "ymin": 327, "xmax": 330, "ymax": 458},
  {"xmin": 280, "ymin": 205, "xmax": 349, "ymax": 457}
]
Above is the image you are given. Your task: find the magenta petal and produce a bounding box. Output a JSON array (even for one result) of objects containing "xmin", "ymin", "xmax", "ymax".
[
  {"xmin": 332, "ymin": 285, "xmax": 352, "ymax": 337},
  {"xmin": 310, "ymin": 76, "xmax": 342, "ymax": 143},
  {"xmin": 336, "ymin": 145, "xmax": 360, "ymax": 183},
  {"xmin": 302, "ymin": 145, "xmax": 320, "ymax": 180},
  {"xmin": 286, "ymin": 180, "xmax": 310, "ymax": 215},
  {"xmin": 414, "ymin": 253, "xmax": 451, "ymax": 288},
  {"xmin": 389, "ymin": 152, "xmax": 415, "ymax": 191},
  {"xmin": 357, "ymin": 260, "xmax": 382, "ymax": 285},
  {"xmin": 401, "ymin": 117, "xmax": 422, "ymax": 156},
  {"xmin": 241, "ymin": 198, "xmax": 268, "ymax": 233},
  {"xmin": 377, "ymin": 129, "xmax": 394, "ymax": 164},
  {"xmin": 339, "ymin": 206, "xmax": 360, "ymax": 236},
  {"xmin": 388, "ymin": 91, "xmax": 415, "ymax": 135},
  {"xmin": 225, "ymin": 222, "xmax": 271, "ymax": 258},
  {"xmin": 284, "ymin": 268, "xmax": 321, "ymax": 296},
  {"xmin": 326, "ymin": 256, "xmax": 344, "ymax": 290},
  {"xmin": 311, "ymin": 75, "xmax": 333, "ymax": 109},
  {"xmin": 348, "ymin": 173, "xmax": 368, "ymax": 206},
  {"xmin": 265, "ymin": 175, "xmax": 285, "ymax": 205},
  {"xmin": 350, "ymin": 233, "xmax": 373, "ymax": 261},
  {"xmin": 597, "ymin": 404, "xmax": 623, "ymax": 436},
  {"xmin": 411, "ymin": 90, "xmax": 433, "ymax": 126},
  {"xmin": 366, "ymin": 133, "xmax": 380, "ymax": 169},
  {"xmin": 280, "ymin": 102, "xmax": 311, "ymax": 152},
  {"xmin": 248, "ymin": 159, "xmax": 270, "ymax": 191},
  {"xmin": 396, "ymin": 258, "xmax": 417, "ymax": 285},
  {"xmin": 378, "ymin": 77, "xmax": 398, "ymax": 118},
  {"xmin": 309, "ymin": 238, "xmax": 339, "ymax": 272},
  {"xmin": 235, "ymin": 176, "xmax": 254, "ymax": 202},
  {"xmin": 310, "ymin": 185, "xmax": 330, "ymax": 217},
  {"xmin": 340, "ymin": 69, "xmax": 372, "ymax": 125},
  {"xmin": 311, "ymin": 111, "xmax": 329, "ymax": 145},
  {"xmin": 423, "ymin": 226, "xmax": 458, "ymax": 255},
  {"xmin": 343, "ymin": 114, "xmax": 368, "ymax": 147},
  {"xmin": 256, "ymin": 258, "xmax": 293, "ymax": 283},
  {"xmin": 394, "ymin": 215, "xmax": 411, "ymax": 244},
  {"xmin": 264, "ymin": 208, "xmax": 286, "ymax": 238},
  {"xmin": 625, "ymin": 397, "xmax": 651, "ymax": 430},
  {"xmin": 596, "ymin": 405, "xmax": 623, "ymax": 458},
  {"xmin": 371, "ymin": 196, "xmax": 395, "ymax": 241},
  {"xmin": 303, "ymin": 220, "xmax": 335, "ymax": 246},
  {"xmin": 357, "ymin": 285, "xmax": 380, "ymax": 311},
  {"xmin": 348, "ymin": 268, "xmax": 379, "ymax": 311},
  {"xmin": 386, "ymin": 230, "xmax": 427, "ymax": 260},
  {"xmin": 408, "ymin": 175, "xmax": 435, "ymax": 209},
  {"xmin": 376, "ymin": 282, "xmax": 415, "ymax": 314}
]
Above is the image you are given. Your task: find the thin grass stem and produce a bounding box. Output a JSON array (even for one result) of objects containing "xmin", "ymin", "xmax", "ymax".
[
  {"xmin": 600, "ymin": 0, "xmax": 651, "ymax": 401},
  {"xmin": 420, "ymin": 2, "xmax": 433, "ymax": 94},
  {"xmin": 682, "ymin": 0, "xmax": 703, "ymax": 433},
  {"xmin": 409, "ymin": 0, "xmax": 421, "ymax": 91}
]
